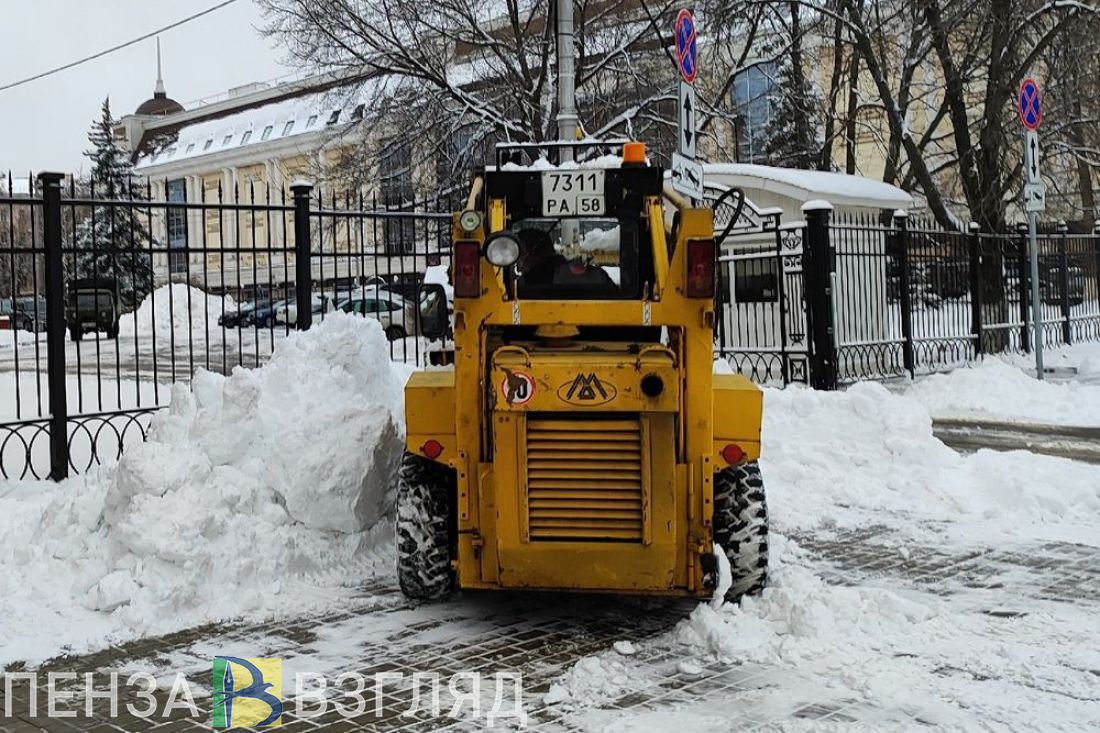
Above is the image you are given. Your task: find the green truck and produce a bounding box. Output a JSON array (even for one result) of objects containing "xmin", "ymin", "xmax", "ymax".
[{"xmin": 66, "ymin": 278, "xmax": 121, "ymax": 341}]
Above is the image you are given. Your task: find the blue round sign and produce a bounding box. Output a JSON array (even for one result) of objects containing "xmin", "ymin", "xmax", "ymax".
[
  {"xmin": 1018, "ymin": 78, "xmax": 1042, "ymax": 131},
  {"xmin": 675, "ymin": 9, "xmax": 698, "ymax": 83}
]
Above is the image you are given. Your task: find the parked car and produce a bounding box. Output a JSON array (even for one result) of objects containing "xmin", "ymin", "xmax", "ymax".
[
  {"xmin": 276, "ymin": 295, "xmax": 336, "ymax": 326},
  {"xmin": 336, "ymin": 291, "xmax": 417, "ymax": 341},
  {"xmin": 0, "ymin": 295, "xmax": 48, "ymax": 333},
  {"xmin": 242, "ymin": 299, "xmax": 288, "ymax": 328},
  {"xmin": 65, "ymin": 280, "xmax": 120, "ymax": 341},
  {"xmin": 218, "ymin": 302, "xmax": 259, "ymax": 328}
]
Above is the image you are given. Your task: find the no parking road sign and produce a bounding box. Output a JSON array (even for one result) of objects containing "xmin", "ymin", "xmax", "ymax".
[
  {"xmin": 1018, "ymin": 78, "xmax": 1042, "ymax": 131},
  {"xmin": 675, "ymin": 9, "xmax": 698, "ymax": 84}
]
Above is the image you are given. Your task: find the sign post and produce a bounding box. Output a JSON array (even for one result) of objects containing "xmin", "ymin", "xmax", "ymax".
[
  {"xmin": 672, "ymin": 9, "xmax": 702, "ymax": 200},
  {"xmin": 1019, "ymin": 77, "xmax": 1045, "ymax": 379}
]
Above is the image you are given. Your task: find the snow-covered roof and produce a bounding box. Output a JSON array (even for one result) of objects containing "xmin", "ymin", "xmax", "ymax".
[
  {"xmin": 703, "ymin": 163, "xmax": 913, "ymax": 210},
  {"xmin": 134, "ymin": 81, "xmax": 383, "ymax": 172}
]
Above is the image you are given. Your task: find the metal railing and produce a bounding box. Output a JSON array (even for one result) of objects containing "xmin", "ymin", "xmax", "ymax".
[{"xmin": 0, "ymin": 172, "xmax": 452, "ymax": 481}]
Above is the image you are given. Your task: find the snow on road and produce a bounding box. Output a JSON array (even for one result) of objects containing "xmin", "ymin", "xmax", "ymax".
[{"xmin": 1, "ymin": 321, "xmax": 1098, "ymax": 729}]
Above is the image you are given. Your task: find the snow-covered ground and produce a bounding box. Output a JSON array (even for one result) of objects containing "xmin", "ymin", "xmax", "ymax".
[
  {"xmin": 1, "ymin": 318, "xmax": 1098, "ymax": 729},
  {"xmin": 901, "ymin": 343, "xmax": 1100, "ymax": 426}
]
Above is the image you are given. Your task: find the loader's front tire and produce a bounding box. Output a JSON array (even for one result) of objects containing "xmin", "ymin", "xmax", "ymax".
[
  {"xmin": 396, "ymin": 452, "xmax": 455, "ymax": 601},
  {"xmin": 713, "ymin": 461, "xmax": 769, "ymax": 601}
]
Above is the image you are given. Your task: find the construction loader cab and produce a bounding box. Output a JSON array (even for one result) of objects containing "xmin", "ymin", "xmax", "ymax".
[{"xmin": 400, "ymin": 141, "xmax": 768, "ymax": 603}]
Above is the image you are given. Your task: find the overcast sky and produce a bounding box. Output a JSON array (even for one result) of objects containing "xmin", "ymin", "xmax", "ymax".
[{"xmin": 0, "ymin": 1, "xmax": 288, "ymax": 175}]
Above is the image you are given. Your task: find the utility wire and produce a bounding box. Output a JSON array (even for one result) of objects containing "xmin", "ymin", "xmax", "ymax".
[{"xmin": 0, "ymin": 0, "xmax": 241, "ymax": 93}]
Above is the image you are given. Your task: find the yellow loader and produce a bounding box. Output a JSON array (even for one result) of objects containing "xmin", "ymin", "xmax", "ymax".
[{"xmin": 399, "ymin": 141, "xmax": 767, "ymax": 602}]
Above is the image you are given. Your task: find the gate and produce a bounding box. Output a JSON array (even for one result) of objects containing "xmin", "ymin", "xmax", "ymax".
[{"xmin": 713, "ymin": 206, "xmax": 812, "ymax": 386}]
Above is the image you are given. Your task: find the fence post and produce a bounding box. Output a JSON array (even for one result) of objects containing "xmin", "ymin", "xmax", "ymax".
[
  {"xmin": 1094, "ymin": 220, "xmax": 1100, "ymax": 321},
  {"xmin": 39, "ymin": 172, "xmax": 68, "ymax": 481},
  {"xmin": 1017, "ymin": 222, "xmax": 1031, "ymax": 353},
  {"xmin": 802, "ymin": 201, "xmax": 837, "ymax": 390},
  {"xmin": 968, "ymin": 222, "xmax": 983, "ymax": 357},
  {"xmin": 1057, "ymin": 220, "xmax": 1072, "ymax": 345},
  {"xmin": 894, "ymin": 210, "xmax": 915, "ymax": 378},
  {"xmin": 291, "ymin": 180, "xmax": 314, "ymax": 331}
]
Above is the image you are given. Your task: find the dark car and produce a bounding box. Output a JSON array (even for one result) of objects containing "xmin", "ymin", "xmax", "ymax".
[
  {"xmin": 0, "ymin": 295, "xmax": 48, "ymax": 333},
  {"xmin": 242, "ymin": 299, "xmax": 288, "ymax": 328},
  {"xmin": 218, "ymin": 302, "xmax": 258, "ymax": 328},
  {"xmin": 65, "ymin": 279, "xmax": 120, "ymax": 341}
]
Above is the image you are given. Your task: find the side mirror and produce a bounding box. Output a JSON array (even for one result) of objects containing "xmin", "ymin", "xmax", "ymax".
[{"xmin": 418, "ymin": 283, "xmax": 448, "ymax": 340}]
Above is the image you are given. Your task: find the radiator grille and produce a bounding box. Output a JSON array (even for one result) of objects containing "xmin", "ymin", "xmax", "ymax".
[{"xmin": 525, "ymin": 417, "xmax": 646, "ymax": 541}]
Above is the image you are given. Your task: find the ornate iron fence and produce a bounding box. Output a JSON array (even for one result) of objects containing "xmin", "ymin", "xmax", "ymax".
[{"xmin": 1, "ymin": 172, "xmax": 452, "ymax": 481}]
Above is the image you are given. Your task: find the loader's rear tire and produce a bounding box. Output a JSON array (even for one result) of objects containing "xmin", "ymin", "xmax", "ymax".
[
  {"xmin": 396, "ymin": 452, "xmax": 455, "ymax": 601},
  {"xmin": 713, "ymin": 461, "xmax": 769, "ymax": 601}
]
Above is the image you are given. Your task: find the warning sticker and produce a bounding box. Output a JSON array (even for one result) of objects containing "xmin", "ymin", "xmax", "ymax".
[{"xmin": 500, "ymin": 369, "xmax": 536, "ymax": 406}]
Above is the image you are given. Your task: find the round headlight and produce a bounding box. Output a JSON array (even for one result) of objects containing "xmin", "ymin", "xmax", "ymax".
[
  {"xmin": 485, "ymin": 234, "xmax": 521, "ymax": 267},
  {"xmin": 459, "ymin": 210, "xmax": 482, "ymax": 234}
]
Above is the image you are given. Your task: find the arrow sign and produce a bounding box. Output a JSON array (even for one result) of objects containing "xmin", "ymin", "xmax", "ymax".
[
  {"xmin": 1024, "ymin": 181, "xmax": 1046, "ymax": 213},
  {"xmin": 1025, "ymin": 130, "xmax": 1041, "ymax": 184},
  {"xmin": 671, "ymin": 151, "xmax": 704, "ymax": 200},
  {"xmin": 678, "ymin": 80, "xmax": 696, "ymax": 159}
]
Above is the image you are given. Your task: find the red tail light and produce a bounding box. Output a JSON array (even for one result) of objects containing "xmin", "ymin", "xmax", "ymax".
[
  {"xmin": 686, "ymin": 239, "xmax": 716, "ymax": 298},
  {"xmin": 454, "ymin": 241, "xmax": 481, "ymax": 298}
]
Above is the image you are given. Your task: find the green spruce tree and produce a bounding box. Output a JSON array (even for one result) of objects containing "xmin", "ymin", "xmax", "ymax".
[{"xmin": 72, "ymin": 98, "xmax": 154, "ymax": 303}]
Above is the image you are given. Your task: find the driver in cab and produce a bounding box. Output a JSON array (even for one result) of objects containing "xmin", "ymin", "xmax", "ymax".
[{"xmin": 515, "ymin": 229, "xmax": 613, "ymax": 293}]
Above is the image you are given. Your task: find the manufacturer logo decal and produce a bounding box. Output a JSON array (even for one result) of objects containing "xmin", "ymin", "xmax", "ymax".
[
  {"xmin": 558, "ymin": 373, "xmax": 617, "ymax": 406},
  {"xmin": 501, "ymin": 369, "xmax": 536, "ymax": 406}
]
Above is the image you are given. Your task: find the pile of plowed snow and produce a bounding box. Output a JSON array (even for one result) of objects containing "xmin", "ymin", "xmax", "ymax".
[
  {"xmin": 902, "ymin": 357, "xmax": 1100, "ymax": 426},
  {"xmin": 761, "ymin": 381, "xmax": 1100, "ymax": 544},
  {"xmin": 118, "ymin": 284, "xmax": 236, "ymax": 340},
  {"xmin": 0, "ymin": 313, "xmax": 409, "ymax": 666}
]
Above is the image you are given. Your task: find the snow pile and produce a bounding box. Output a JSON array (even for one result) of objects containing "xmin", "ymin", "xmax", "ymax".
[
  {"xmin": 902, "ymin": 358, "xmax": 1100, "ymax": 426},
  {"xmin": 1007, "ymin": 341, "xmax": 1100, "ymax": 378},
  {"xmin": 118, "ymin": 284, "xmax": 236, "ymax": 340},
  {"xmin": 544, "ymin": 654, "xmax": 653, "ymax": 708},
  {"xmin": 674, "ymin": 539, "xmax": 936, "ymax": 667},
  {"xmin": 762, "ymin": 381, "xmax": 1100, "ymax": 541},
  {"xmin": 0, "ymin": 312, "xmax": 407, "ymax": 666}
]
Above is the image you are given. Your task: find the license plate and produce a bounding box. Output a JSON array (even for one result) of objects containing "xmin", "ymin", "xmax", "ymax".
[{"xmin": 541, "ymin": 170, "xmax": 606, "ymax": 216}]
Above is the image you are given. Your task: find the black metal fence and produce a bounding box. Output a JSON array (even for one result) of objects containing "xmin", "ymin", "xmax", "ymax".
[
  {"xmin": 5, "ymin": 171, "xmax": 1100, "ymax": 482},
  {"xmin": 716, "ymin": 206, "xmax": 1100, "ymax": 385},
  {"xmin": 1, "ymin": 172, "xmax": 451, "ymax": 481}
]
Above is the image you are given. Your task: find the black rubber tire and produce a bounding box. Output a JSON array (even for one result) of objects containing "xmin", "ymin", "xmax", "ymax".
[
  {"xmin": 713, "ymin": 461, "xmax": 769, "ymax": 601},
  {"xmin": 396, "ymin": 452, "xmax": 455, "ymax": 601},
  {"xmin": 69, "ymin": 326, "xmax": 82, "ymax": 342},
  {"xmin": 385, "ymin": 325, "xmax": 406, "ymax": 342}
]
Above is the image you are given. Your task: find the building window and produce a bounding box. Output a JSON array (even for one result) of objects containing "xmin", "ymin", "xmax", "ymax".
[
  {"xmin": 240, "ymin": 130, "xmax": 252, "ymax": 145},
  {"xmin": 203, "ymin": 139, "xmax": 213, "ymax": 151},
  {"xmin": 261, "ymin": 125, "xmax": 273, "ymax": 141},
  {"xmin": 380, "ymin": 137, "xmax": 416, "ymax": 254},
  {"xmin": 731, "ymin": 63, "xmax": 778, "ymax": 164},
  {"xmin": 222, "ymin": 134, "xmax": 233, "ymax": 146},
  {"xmin": 306, "ymin": 114, "xmax": 318, "ymax": 128},
  {"xmin": 282, "ymin": 120, "xmax": 295, "ymax": 136},
  {"xmin": 327, "ymin": 110, "xmax": 341, "ymax": 125},
  {"xmin": 166, "ymin": 179, "xmax": 188, "ymax": 275}
]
